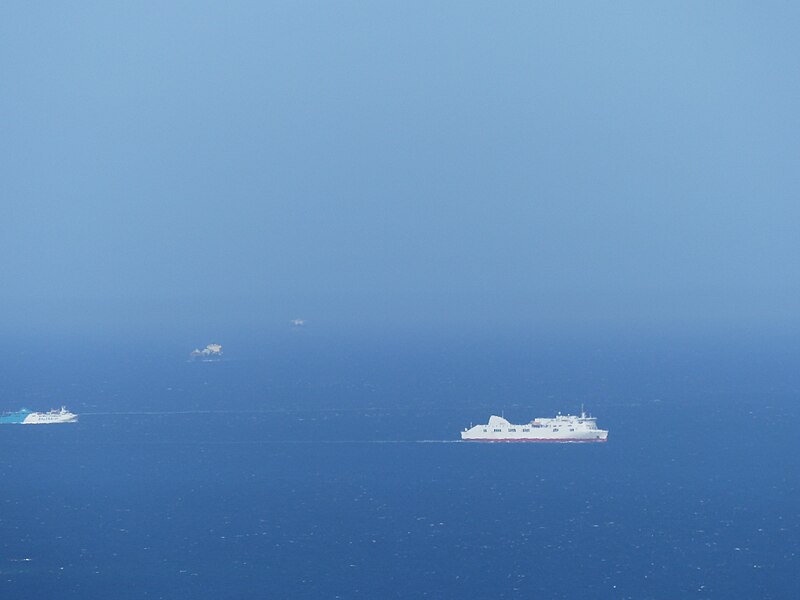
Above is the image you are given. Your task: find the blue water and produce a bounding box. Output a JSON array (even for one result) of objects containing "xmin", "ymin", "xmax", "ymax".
[{"xmin": 1, "ymin": 332, "xmax": 798, "ymax": 598}]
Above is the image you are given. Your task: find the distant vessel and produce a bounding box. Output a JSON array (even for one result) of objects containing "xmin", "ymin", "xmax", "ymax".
[
  {"xmin": 0, "ymin": 407, "xmax": 78, "ymax": 425},
  {"xmin": 190, "ymin": 343, "xmax": 222, "ymax": 360},
  {"xmin": 461, "ymin": 409, "xmax": 608, "ymax": 442}
]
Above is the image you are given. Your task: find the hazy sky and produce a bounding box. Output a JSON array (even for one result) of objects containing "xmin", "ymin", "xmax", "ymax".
[{"xmin": 2, "ymin": 2, "xmax": 798, "ymax": 335}]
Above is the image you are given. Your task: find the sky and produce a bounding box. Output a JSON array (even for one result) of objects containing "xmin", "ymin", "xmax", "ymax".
[{"xmin": 2, "ymin": 1, "xmax": 798, "ymax": 337}]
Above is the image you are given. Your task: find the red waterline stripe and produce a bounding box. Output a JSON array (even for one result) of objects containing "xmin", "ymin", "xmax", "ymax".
[{"xmin": 462, "ymin": 438, "xmax": 607, "ymax": 443}]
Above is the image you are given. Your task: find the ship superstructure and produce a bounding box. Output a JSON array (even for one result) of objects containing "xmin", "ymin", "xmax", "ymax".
[
  {"xmin": 461, "ymin": 409, "xmax": 607, "ymax": 442},
  {"xmin": 0, "ymin": 407, "xmax": 78, "ymax": 424}
]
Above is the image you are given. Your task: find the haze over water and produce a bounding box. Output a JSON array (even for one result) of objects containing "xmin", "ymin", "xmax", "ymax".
[
  {"xmin": 3, "ymin": 2, "xmax": 798, "ymax": 336},
  {"xmin": 2, "ymin": 2, "xmax": 799, "ymax": 598}
]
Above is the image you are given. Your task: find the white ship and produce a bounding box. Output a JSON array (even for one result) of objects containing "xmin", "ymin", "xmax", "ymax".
[
  {"xmin": 461, "ymin": 409, "xmax": 607, "ymax": 442},
  {"xmin": 10, "ymin": 407, "xmax": 79, "ymax": 425}
]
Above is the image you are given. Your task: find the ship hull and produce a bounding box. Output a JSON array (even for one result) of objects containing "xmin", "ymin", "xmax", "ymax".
[
  {"xmin": 22, "ymin": 414, "xmax": 78, "ymax": 424},
  {"xmin": 462, "ymin": 437, "xmax": 607, "ymax": 443}
]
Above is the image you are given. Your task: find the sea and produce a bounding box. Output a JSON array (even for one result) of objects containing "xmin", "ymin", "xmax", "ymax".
[{"xmin": 1, "ymin": 329, "xmax": 798, "ymax": 599}]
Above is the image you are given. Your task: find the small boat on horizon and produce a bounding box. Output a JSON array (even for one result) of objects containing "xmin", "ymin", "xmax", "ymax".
[{"xmin": 190, "ymin": 344, "xmax": 222, "ymax": 360}]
